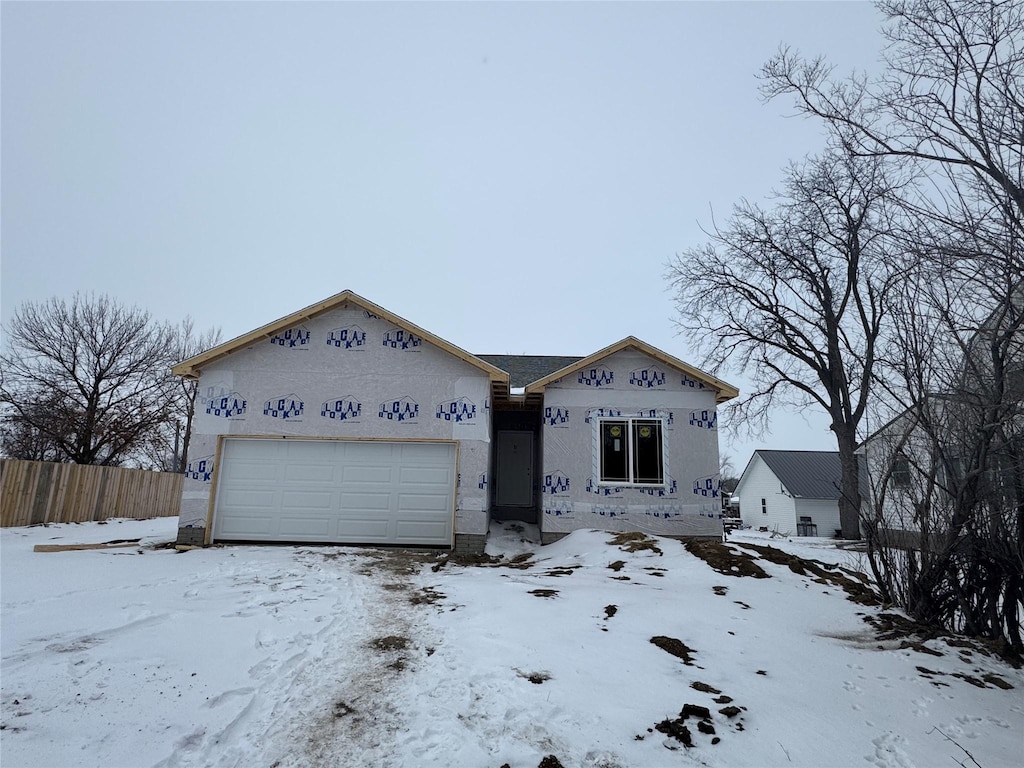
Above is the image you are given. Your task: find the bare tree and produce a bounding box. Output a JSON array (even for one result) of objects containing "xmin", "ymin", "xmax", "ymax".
[
  {"xmin": 140, "ymin": 317, "xmax": 221, "ymax": 472},
  {"xmin": 0, "ymin": 294, "xmax": 178, "ymax": 466},
  {"xmin": 865, "ymin": 245, "xmax": 1022, "ymax": 656},
  {"xmin": 762, "ymin": 0, "xmax": 1023, "ymax": 229},
  {"xmin": 0, "ymin": 390, "xmax": 69, "ymax": 462},
  {"xmin": 760, "ymin": 0, "xmax": 1022, "ymax": 657},
  {"xmin": 668, "ymin": 152, "xmax": 906, "ymax": 538}
]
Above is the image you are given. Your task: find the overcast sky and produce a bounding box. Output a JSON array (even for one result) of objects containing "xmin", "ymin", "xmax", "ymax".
[{"xmin": 1, "ymin": 1, "xmax": 887, "ymax": 473}]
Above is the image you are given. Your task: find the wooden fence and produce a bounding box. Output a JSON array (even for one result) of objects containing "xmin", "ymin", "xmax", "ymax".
[{"xmin": 0, "ymin": 459, "xmax": 183, "ymax": 527}]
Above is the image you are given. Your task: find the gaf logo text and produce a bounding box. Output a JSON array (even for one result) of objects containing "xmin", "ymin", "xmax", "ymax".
[
  {"xmin": 379, "ymin": 397, "xmax": 419, "ymax": 422},
  {"xmin": 270, "ymin": 327, "xmax": 311, "ymax": 348},
  {"xmin": 264, "ymin": 394, "xmax": 304, "ymax": 419},
  {"xmin": 436, "ymin": 398, "xmax": 477, "ymax": 422},
  {"xmin": 321, "ymin": 396, "xmax": 361, "ymax": 421},
  {"xmin": 205, "ymin": 392, "xmax": 247, "ymax": 418},
  {"xmin": 326, "ymin": 325, "xmax": 366, "ymax": 349}
]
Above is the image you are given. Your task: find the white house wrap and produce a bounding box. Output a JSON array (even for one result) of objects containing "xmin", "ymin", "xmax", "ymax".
[{"xmin": 172, "ymin": 291, "xmax": 737, "ymax": 552}]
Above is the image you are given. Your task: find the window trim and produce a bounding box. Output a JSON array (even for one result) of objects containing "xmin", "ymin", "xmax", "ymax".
[{"xmin": 595, "ymin": 416, "xmax": 667, "ymax": 487}]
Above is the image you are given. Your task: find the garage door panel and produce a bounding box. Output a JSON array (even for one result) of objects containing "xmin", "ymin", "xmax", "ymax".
[
  {"xmin": 220, "ymin": 488, "xmax": 278, "ymax": 506},
  {"xmin": 278, "ymin": 517, "xmax": 333, "ymax": 538},
  {"xmin": 218, "ymin": 515, "xmax": 274, "ymax": 537},
  {"xmin": 399, "ymin": 465, "xmax": 452, "ymax": 485},
  {"xmin": 340, "ymin": 491, "xmax": 391, "ymax": 511},
  {"xmin": 281, "ymin": 490, "xmax": 334, "ymax": 510},
  {"xmin": 395, "ymin": 520, "xmax": 448, "ymax": 541},
  {"xmin": 336, "ymin": 519, "xmax": 391, "ymax": 539},
  {"xmin": 343, "ymin": 465, "xmax": 392, "ymax": 483},
  {"xmin": 221, "ymin": 460, "xmax": 279, "ymax": 482},
  {"xmin": 283, "ymin": 463, "xmax": 338, "ymax": 483},
  {"xmin": 398, "ymin": 493, "xmax": 451, "ymax": 512},
  {"xmin": 213, "ymin": 438, "xmax": 454, "ymax": 545}
]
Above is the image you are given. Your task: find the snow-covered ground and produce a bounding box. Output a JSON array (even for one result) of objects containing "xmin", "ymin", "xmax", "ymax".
[{"xmin": 2, "ymin": 519, "xmax": 1021, "ymax": 768}]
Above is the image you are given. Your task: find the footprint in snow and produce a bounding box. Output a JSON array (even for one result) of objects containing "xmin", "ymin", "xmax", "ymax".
[{"xmin": 866, "ymin": 732, "xmax": 914, "ymax": 768}]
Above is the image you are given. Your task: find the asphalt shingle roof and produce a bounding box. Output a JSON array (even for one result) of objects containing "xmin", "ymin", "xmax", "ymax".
[{"xmin": 475, "ymin": 355, "xmax": 583, "ymax": 389}]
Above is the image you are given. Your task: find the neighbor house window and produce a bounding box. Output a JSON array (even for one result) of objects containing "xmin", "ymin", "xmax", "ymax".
[
  {"xmin": 890, "ymin": 454, "xmax": 911, "ymax": 488},
  {"xmin": 761, "ymin": 498, "xmax": 767, "ymax": 515},
  {"xmin": 599, "ymin": 418, "xmax": 664, "ymax": 485}
]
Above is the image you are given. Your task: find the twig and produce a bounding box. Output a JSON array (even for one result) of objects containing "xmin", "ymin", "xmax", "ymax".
[
  {"xmin": 778, "ymin": 741, "xmax": 792, "ymax": 762},
  {"xmin": 928, "ymin": 726, "xmax": 983, "ymax": 768}
]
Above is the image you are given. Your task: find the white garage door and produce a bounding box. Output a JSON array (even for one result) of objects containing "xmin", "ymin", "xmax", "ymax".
[{"xmin": 212, "ymin": 438, "xmax": 456, "ymax": 546}]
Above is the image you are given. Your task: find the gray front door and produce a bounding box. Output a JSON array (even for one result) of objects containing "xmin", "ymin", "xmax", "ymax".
[{"xmin": 495, "ymin": 430, "xmax": 534, "ymax": 507}]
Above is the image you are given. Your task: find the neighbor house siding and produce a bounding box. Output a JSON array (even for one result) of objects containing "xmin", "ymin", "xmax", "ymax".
[
  {"xmin": 178, "ymin": 304, "xmax": 492, "ymax": 539},
  {"xmin": 538, "ymin": 348, "xmax": 722, "ymax": 537},
  {"xmin": 735, "ymin": 456, "xmax": 797, "ymax": 532},
  {"xmin": 793, "ymin": 498, "xmax": 842, "ymax": 537}
]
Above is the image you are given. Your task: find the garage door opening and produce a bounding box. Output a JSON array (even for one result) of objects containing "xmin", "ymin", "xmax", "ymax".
[{"xmin": 211, "ymin": 437, "xmax": 456, "ymax": 547}]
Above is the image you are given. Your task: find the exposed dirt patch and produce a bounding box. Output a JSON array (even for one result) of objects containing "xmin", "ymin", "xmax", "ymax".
[
  {"xmin": 607, "ymin": 560, "xmax": 627, "ymax": 572},
  {"xmin": 734, "ymin": 542, "xmax": 879, "ymax": 605},
  {"xmin": 734, "ymin": 601, "xmax": 751, "ymax": 610},
  {"xmin": 610, "ymin": 575, "xmax": 631, "ymax": 581},
  {"xmin": 643, "ymin": 567, "xmax": 667, "ymax": 577},
  {"xmin": 528, "ymin": 589, "xmax": 559, "ymax": 598},
  {"xmin": 544, "ymin": 566, "xmax": 582, "ymax": 577},
  {"xmin": 691, "ymin": 681, "xmax": 721, "ymax": 694},
  {"xmin": 409, "ymin": 586, "xmax": 446, "ymax": 606},
  {"xmin": 861, "ymin": 611, "xmax": 986, "ymax": 660},
  {"xmin": 333, "ymin": 700, "xmax": 356, "ymax": 718},
  {"xmin": 370, "ymin": 635, "xmax": 409, "ymax": 652},
  {"xmin": 900, "ymin": 640, "xmax": 943, "ymax": 656},
  {"xmin": 515, "ymin": 669, "xmax": 552, "ymax": 684},
  {"xmin": 916, "ymin": 668, "xmax": 1014, "ymax": 690},
  {"xmin": 608, "ymin": 532, "xmax": 663, "ymax": 555},
  {"xmin": 651, "ymin": 636, "xmax": 698, "ymax": 666},
  {"xmin": 983, "ymin": 673, "xmax": 1014, "ymax": 689},
  {"xmin": 538, "ymin": 756, "xmax": 565, "ymax": 768},
  {"xmin": 712, "ymin": 585, "xmax": 728, "ymax": 596},
  {"xmin": 653, "ymin": 698, "xmax": 747, "ymax": 749},
  {"xmin": 604, "ymin": 604, "xmax": 618, "ymax": 619},
  {"xmin": 684, "ymin": 540, "xmax": 769, "ymax": 579},
  {"xmin": 431, "ymin": 551, "xmax": 535, "ymax": 572},
  {"xmin": 355, "ymin": 548, "xmax": 443, "ymax": 578}
]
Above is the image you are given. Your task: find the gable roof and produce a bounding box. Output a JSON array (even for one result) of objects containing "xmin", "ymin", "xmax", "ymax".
[
  {"xmin": 170, "ymin": 289, "xmax": 510, "ymax": 386},
  {"xmin": 743, "ymin": 450, "xmax": 868, "ymax": 500},
  {"xmin": 475, "ymin": 355, "xmax": 584, "ymax": 390},
  {"xmin": 521, "ymin": 336, "xmax": 739, "ymax": 403}
]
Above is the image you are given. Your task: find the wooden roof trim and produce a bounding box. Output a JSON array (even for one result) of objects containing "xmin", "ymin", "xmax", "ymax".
[
  {"xmin": 522, "ymin": 336, "xmax": 739, "ymax": 403},
  {"xmin": 170, "ymin": 289, "xmax": 510, "ymax": 384}
]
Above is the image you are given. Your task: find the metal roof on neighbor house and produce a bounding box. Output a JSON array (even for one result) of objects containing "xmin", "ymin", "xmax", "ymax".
[
  {"xmin": 754, "ymin": 450, "xmax": 854, "ymax": 500},
  {"xmin": 475, "ymin": 355, "xmax": 584, "ymax": 389}
]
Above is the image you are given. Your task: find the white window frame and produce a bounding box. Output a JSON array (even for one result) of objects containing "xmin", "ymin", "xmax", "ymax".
[{"xmin": 596, "ymin": 416, "xmax": 667, "ymax": 487}]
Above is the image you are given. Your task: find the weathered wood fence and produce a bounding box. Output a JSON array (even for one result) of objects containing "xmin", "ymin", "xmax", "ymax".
[{"xmin": 0, "ymin": 459, "xmax": 183, "ymax": 527}]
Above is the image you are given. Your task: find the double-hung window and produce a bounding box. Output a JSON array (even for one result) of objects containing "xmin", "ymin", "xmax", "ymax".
[{"xmin": 599, "ymin": 418, "xmax": 664, "ymax": 486}]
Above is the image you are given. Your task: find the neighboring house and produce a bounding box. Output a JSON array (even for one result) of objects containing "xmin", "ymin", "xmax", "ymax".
[
  {"xmin": 172, "ymin": 290, "xmax": 739, "ymax": 553},
  {"xmin": 734, "ymin": 450, "xmax": 852, "ymax": 537},
  {"xmin": 862, "ymin": 284, "xmax": 1022, "ymax": 548}
]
